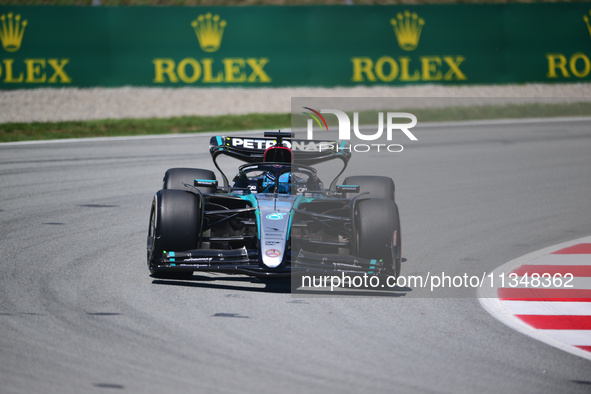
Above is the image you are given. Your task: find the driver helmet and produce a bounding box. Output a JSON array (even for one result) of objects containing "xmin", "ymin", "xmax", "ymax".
[{"xmin": 262, "ymin": 146, "xmax": 293, "ymax": 192}]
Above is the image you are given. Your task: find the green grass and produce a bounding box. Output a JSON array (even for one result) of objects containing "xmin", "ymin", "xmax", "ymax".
[
  {"xmin": 0, "ymin": 113, "xmax": 291, "ymax": 142},
  {"xmin": 1, "ymin": 101, "xmax": 589, "ymax": 143}
]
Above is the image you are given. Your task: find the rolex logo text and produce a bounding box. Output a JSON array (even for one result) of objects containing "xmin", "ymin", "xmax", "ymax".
[
  {"xmin": 0, "ymin": 12, "xmax": 71, "ymax": 85},
  {"xmin": 545, "ymin": 10, "xmax": 591, "ymax": 80},
  {"xmin": 153, "ymin": 13, "xmax": 272, "ymax": 85},
  {"xmin": 351, "ymin": 11, "xmax": 467, "ymax": 83}
]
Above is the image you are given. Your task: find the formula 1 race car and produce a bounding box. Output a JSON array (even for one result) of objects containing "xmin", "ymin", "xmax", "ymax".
[{"xmin": 146, "ymin": 131, "xmax": 401, "ymax": 279}]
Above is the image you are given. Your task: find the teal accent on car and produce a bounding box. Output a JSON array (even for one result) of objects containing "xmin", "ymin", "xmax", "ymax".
[
  {"xmin": 292, "ymin": 195, "xmax": 314, "ymax": 210},
  {"xmin": 368, "ymin": 259, "xmax": 377, "ymax": 274},
  {"xmin": 287, "ymin": 211, "xmax": 293, "ymax": 240}
]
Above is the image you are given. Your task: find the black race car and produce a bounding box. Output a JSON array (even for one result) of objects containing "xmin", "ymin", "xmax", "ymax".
[{"xmin": 147, "ymin": 131, "xmax": 401, "ymax": 280}]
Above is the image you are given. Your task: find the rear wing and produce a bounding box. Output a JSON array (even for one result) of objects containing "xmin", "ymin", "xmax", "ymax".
[{"xmin": 209, "ymin": 133, "xmax": 352, "ymax": 187}]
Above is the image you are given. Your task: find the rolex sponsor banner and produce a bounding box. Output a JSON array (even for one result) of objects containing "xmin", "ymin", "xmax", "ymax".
[{"xmin": 0, "ymin": 3, "xmax": 590, "ymax": 89}]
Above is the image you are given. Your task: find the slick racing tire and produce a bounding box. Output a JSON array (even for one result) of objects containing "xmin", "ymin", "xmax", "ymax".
[
  {"xmin": 147, "ymin": 189, "xmax": 202, "ymax": 278},
  {"xmin": 163, "ymin": 168, "xmax": 216, "ymax": 193},
  {"xmin": 355, "ymin": 198, "xmax": 401, "ymax": 279},
  {"xmin": 343, "ymin": 175, "xmax": 395, "ymax": 201}
]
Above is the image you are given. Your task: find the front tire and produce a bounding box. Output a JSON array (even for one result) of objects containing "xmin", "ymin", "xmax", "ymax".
[
  {"xmin": 163, "ymin": 168, "xmax": 216, "ymax": 193},
  {"xmin": 147, "ymin": 189, "xmax": 202, "ymax": 278},
  {"xmin": 343, "ymin": 175, "xmax": 395, "ymax": 201},
  {"xmin": 355, "ymin": 198, "xmax": 401, "ymax": 279}
]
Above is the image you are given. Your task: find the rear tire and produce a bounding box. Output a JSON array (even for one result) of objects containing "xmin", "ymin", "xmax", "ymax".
[
  {"xmin": 356, "ymin": 198, "xmax": 401, "ymax": 279},
  {"xmin": 147, "ymin": 189, "xmax": 202, "ymax": 278},
  {"xmin": 343, "ymin": 175, "xmax": 395, "ymax": 201},
  {"xmin": 163, "ymin": 168, "xmax": 216, "ymax": 193}
]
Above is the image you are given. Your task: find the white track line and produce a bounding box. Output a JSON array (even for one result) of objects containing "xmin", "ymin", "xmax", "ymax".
[
  {"xmin": 536, "ymin": 330, "xmax": 591, "ymax": 346},
  {"xmin": 501, "ymin": 301, "xmax": 591, "ymax": 316}
]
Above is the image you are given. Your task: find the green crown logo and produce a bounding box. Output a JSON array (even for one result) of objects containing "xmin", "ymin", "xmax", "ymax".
[
  {"xmin": 0, "ymin": 12, "xmax": 27, "ymax": 52},
  {"xmin": 191, "ymin": 13, "xmax": 226, "ymax": 53},
  {"xmin": 584, "ymin": 10, "xmax": 591, "ymax": 39},
  {"xmin": 390, "ymin": 11, "xmax": 424, "ymax": 51}
]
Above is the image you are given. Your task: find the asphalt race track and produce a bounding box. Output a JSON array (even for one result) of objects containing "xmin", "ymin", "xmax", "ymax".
[{"xmin": 1, "ymin": 118, "xmax": 591, "ymax": 393}]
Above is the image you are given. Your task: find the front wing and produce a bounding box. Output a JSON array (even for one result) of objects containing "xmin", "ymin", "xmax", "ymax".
[{"xmin": 150, "ymin": 248, "xmax": 383, "ymax": 278}]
